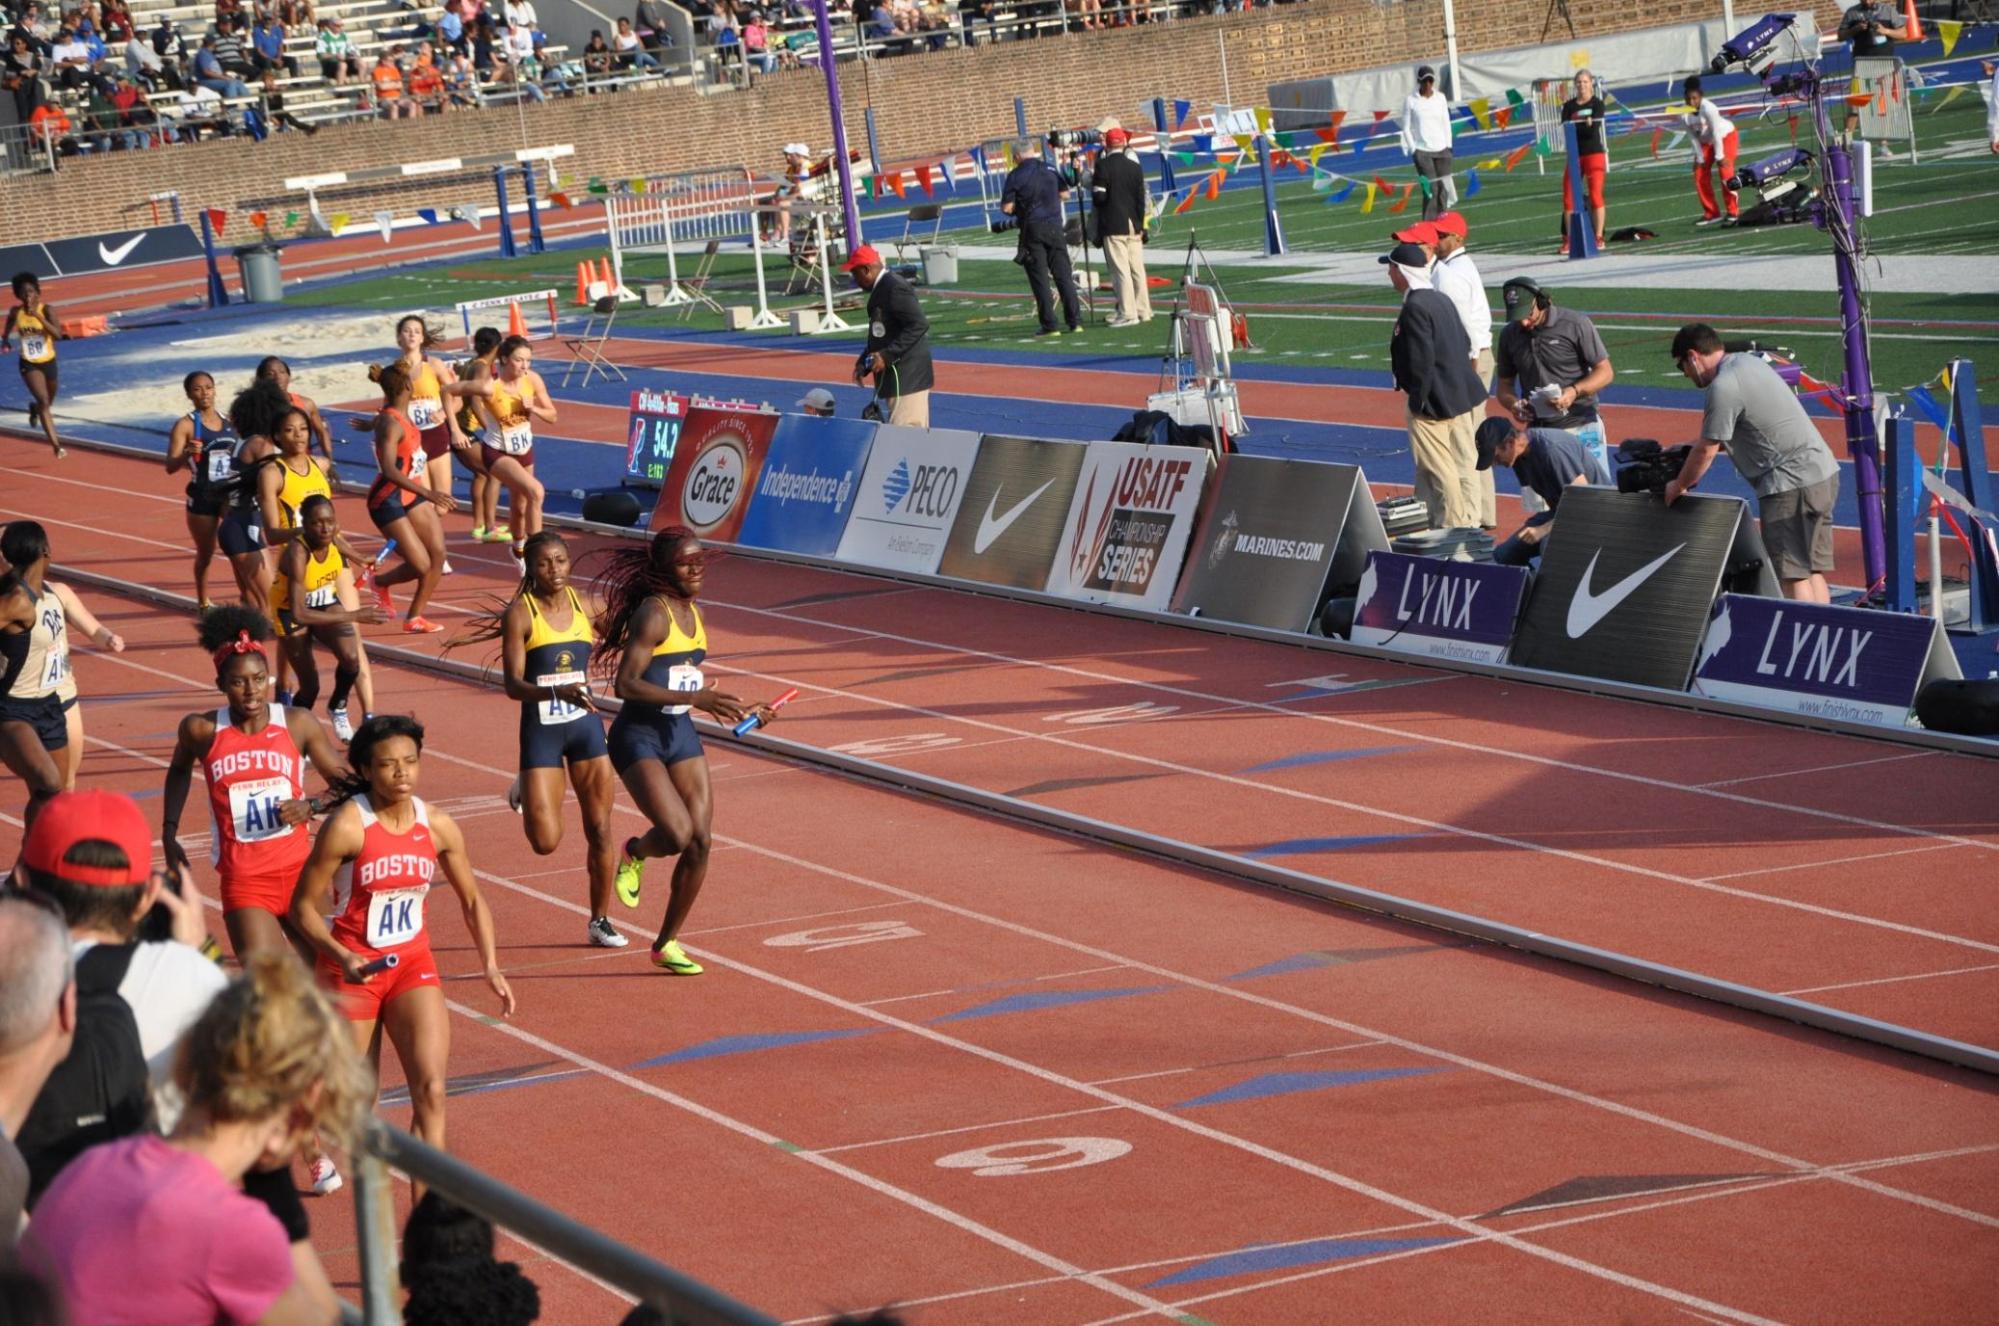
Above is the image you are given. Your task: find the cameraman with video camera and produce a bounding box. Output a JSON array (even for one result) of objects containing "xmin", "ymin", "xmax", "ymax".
[
  {"xmin": 1475, "ymin": 415, "xmax": 1610, "ymax": 566},
  {"xmin": 1664, "ymin": 323, "xmax": 1840, "ymax": 603},
  {"xmin": 1000, "ymin": 138, "xmax": 1083, "ymax": 337}
]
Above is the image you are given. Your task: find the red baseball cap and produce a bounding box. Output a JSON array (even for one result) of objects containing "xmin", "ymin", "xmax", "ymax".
[
  {"xmin": 1105, "ymin": 127, "xmax": 1130, "ymax": 146},
  {"xmin": 1433, "ymin": 211, "xmax": 1468, "ymax": 238},
  {"xmin": 22, "ymin": 790, "xmax": 153, "ymax": 887},
  {"xmin": 1392, "ymin": 221, "xmax": 1439, "ymax": 245},
  {"xmin": 839, "ymin": 244, "xmax": 881, "ymax": 272}
]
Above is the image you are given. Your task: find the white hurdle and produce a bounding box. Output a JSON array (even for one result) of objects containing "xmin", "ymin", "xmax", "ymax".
[
  {"xmin": 454, "ymin": 289, "xmax": 561, "ymax": 342},
  {"xmin": 605, "ymin": 166, "xmax": 783, "ymax": 325}
]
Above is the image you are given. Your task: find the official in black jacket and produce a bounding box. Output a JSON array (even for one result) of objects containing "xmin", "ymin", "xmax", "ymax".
[
  {"xmin": 1090, "ymin": 128, "xmax": 1152, "ymax": 327},
  {"xmin": 841, "ymin": 243, "xmax": 934, "ymax": 428},
  {"xmin": 1384, "ymin": 240, "xmax": 1486, "ymax": 530}
]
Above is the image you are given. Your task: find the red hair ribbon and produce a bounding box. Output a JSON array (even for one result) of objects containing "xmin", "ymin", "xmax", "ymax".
[{"xmin": 211, "ymin": 630, "xmax": 266, "ymax": 671}]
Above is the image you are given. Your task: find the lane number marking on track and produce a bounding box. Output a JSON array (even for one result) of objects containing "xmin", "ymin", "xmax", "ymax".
[
  {"xmin": 828, "ymin": 733, "xmax": 963, "ymax": 757},
  {"xmin": 934, "ymin": 1137, "xmax": 1133, "ymax": 1177},
  {"xmin": 764, "ymin": 920, "xmax": 924, "ymax": 952},
  {"xmin": 1046, "ymin": 703, "xmax": 1180, "ymax": 725}
]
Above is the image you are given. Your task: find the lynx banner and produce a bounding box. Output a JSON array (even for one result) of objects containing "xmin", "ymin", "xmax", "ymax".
[
  {"xmin": 735, "ymin": 415, "xmax": 877, "ymax": 557},
  {"xmin": 1171, "ymin": 457, "xmax": 1387, "ymax": 632},
  {"xmin": 1044, "ymin": 442, "xmax": 1211, "ymax": 611},
  {"xmin": 649, "ymin": 404, "xmax": 781, "ymax": 541},
  {"xmin": 937, "ymin": 436, "xmax": 1088, "ymax": 590},
  {"xmin": 1692, "ymin": 594, "xmax": 1960, "ymax": 726},
  {"xmin": 834, "ymin": 425, "xmax": 981, "ymax": 576},
  {"xmin": 1350, "ymin": 552, "xmax": 1529, "ymax": 664},
  {"xmin": 1509, "ymin": 489, "xmax": 1750, "ymax": 690}
]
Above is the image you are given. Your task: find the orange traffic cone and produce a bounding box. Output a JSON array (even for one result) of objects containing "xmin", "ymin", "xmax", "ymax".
[
  {"xmin": 597, "ymin": 257, "xmax": 618, "ymax": 292},
  {"xmin": 1901, "ymin": 0, "xmax": 1921, "ymax": 41},
  {"xmin": 507, "ymin": 301, "xmax": 527, "ymax": 339},
  {"xmin": 574, "ymin": 260, "xmax": 591, "ymax": 304}
]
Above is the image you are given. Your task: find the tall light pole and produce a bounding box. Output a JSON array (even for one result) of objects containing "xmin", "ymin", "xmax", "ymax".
[{"xmin": 812, "ymin": 0, "xmax": 864, "ymax": 254}]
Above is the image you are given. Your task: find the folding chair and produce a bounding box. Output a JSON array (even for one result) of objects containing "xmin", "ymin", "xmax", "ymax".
[
  {"xmin": 895, "ymin": 203, "xmax": 945, "ymax": 266},
  {"xmin": 676, "ymin": 240, "xmax": 725, "ymax": 321},
  {"xmin": 561, "ymin": 295, "xmax": 628, "ymax": 389},
  {"xmin": 784, "ymin": 222, "xmax": 823, "ymax": 296}
]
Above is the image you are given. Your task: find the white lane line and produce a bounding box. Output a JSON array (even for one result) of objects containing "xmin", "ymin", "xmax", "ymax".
[
  {"xmin": 1696, "ymin": 750, "xmax": 1937, "ymax": 788},
  {"xmin": 694, "ymin": 658, "xmax": 1999, "ymax": 957},
  {"xmin": 1700, "ymin": 841, "xmax": 1967, "ymax": 882},
  {"xmin": 704, "ymin": 595, "xmax": 1999, "ymax": 854},
  {"xmin": 808, "ymin": 1105, "xmax": 1128, "ymax": 1156},
  {"xmin": 1783, "ymin": 961, "xmax": 1999, "ymax": 997}
]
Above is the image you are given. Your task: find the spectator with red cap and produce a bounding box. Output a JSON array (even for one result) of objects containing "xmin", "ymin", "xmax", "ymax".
[
  {"xmin": 1390, "ymin": 219, "xmax": 1437, "ymax": 265},
  {"xmin": 841, "ymin": 244, "xmax": 933, "ymax": 428},
  {"xmin": 1091, "ymin": 126, "xmax": 1152, "ymax": 327},
  {"xmin": 1428, "ymin": 210, "xmax": 1496, "ymax": 525}
]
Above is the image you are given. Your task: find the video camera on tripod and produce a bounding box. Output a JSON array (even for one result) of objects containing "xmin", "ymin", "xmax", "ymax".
[{"xmin": 1722, "ymin": 145, "xmax": 1820, "ymax": 224}]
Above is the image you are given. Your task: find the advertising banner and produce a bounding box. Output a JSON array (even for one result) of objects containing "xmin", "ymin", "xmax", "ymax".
[
  {"xmin": 1044, "ymin": 442, "xmax": 1210, "ymax": 611},
  {"xmin": 1171, "ymin": 457, "xmax": 1387, "ymax": 632},
  {"xmin": 649, "ymin": 404, "xmax": 780, "ymax": 541},
  {"xmin": 1350, "ymin": 552, "xmax": 1528, "ymax": 664},
  {"xmin": 936, "ymin": 436, "xmax": 1088, "ymax": 589},
  {"xmin": 735, "ymin": 415, "xmax": 877, "ymax": 557},
  {"xmin": 43, "ymin": 224, "xmax": 205, "ymax": 277},
  {"xmin": 1692, "ymin": 594, "xmax": 1959, "ymax": 726},
  {"xmin": 835, "ymin": 425, "xmax": 981, "ymax": 576},
  {"xmin": 1510, "ymin": 489, "xmax": 1749, "ymax": 689}
]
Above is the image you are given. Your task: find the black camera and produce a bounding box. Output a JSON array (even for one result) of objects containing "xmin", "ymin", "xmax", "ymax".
[
  {"xmin": 1614, "ymin": 438, "xmax": 1692, "ymax": 495},
  {"xmin": 1047, "ymin": 127, "xmax": 1102, "ymax": 150},
  {"xmin": 988, "ymin": 214, "xmax": 1018, "ymax": 234}
]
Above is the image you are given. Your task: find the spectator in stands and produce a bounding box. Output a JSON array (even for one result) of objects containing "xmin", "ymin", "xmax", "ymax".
[
  {"xmin": 123, "ymin": 25, "xmax": 171, "ymax": 88},
  {"xmin": 1385, "ymin": 239, "xmax": 1484, "ymax": 531},
  {"xmin": 100, "ymin": 0, "xmax": 134, "ymax": 42},
  {"xmin": 250, "ymin": 11, "xmax": 295, "ymax": 75},
  {"xmin": 11, "ymin": 2, "xmax": 53, "ymax": 52},
  {"xmin": 49, "ymin": 13, "xmax": 116, "ymax": 96},
  {"xmin": 400, "ymin": 1192, "xmax": 542, "ymax": 1326},
  {"xmin": 740, "ymin": 11, "xmax": 772, "ymax": 71},
  {"xmin": 408, "ymin": 42, "xmax": 444, "ymax": 109},
  {"xmin": 149, "ymin": 12, "xmax": 183, "ymax": 66},
  {"xmin": 24, "ymin": 951, "xmax": 365, "ymax": 1326},
  {"xmin": 442, "ymin": 46, "xmax": 477, "ymax": 105},
  {"xmin": 634, "ymin": 0, "xmax": 674, "ymax": 50},
  {"xmin": 469, "ymin": 14, "xmax": 499, "ymax": 75},
  {"xmin": 1495, "ymin": 277, "xmax": 1615, "ymax": 480},
  {"xmin": 27, "ymin": 98, "xmax": 76, "ymax": 154},
  {"xmin": 1477, "ymin": 416, "xmax": 1609, "ymax": 565},
  {"xmin": 613, "ymin": 15, "xmax": 659, "ymax": 69},
  {"xmin": 256, "ymin": 67, "xmax": 314, "ymax": 132},
  {"xmin": 1399, "ymin": 64, "xmax": 1454, "ymax": 221},
  {"xmin": 314, "ymin": 16, "xmax": 356, "ymax": 82},
  {"xmin": 438, "ymin": 0, "xmax": 466, "ymax": 53},
  {"xmin": 372, "ymin": 48, "xmax": 417, "ymax": 116},
  {"xmin": 864, "ymin": 0, "xmax": 895, "ymax": 41},
  {"xmin": 4, "ymin": 33, "xmax": 44, "ymax": 119},
  {"xmin": 106, "ymin": 70, "xmax": 156, "ymax": 143},
  {"xmin": 582, "ymin": 27, "xmax": 613, "ymax": 78},
  {"xmin": 1666, "ymin": 323, "xmax": 1841, "ymax": 603},
  {"xmin": 191, "ymin": 31, "xmax": 248, "ymax": 95},
  {"xmin": 209, "ymin": 13, "xmax": 254, "ymax": 78},
  {"xmin": 215, "ymin": 0, "xmax": 245, "ymax": 27},
  {"xmin": 277, "ymin": 0, "xmax": 314, "ymax": 32},
  {"xmin": 503, "ymin": 0, "xmax": 541, "ymax": 44},
  {"xmin": 1681, "ymin": 76, "xmax": 1739, "ymax": 227},
  {"xmin": 0, "ymin": 894, "xmax": 75, "ymax": 1245}
]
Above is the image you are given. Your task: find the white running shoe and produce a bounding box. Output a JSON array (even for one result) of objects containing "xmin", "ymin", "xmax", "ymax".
[
  {"xmin": 442, "ymin": 560, "xmax": 455, "ymax": 575},
  {"xmin": 331, "ymin": 708, "xmax": 354, "ymax": 742},
  {"xmin": 309, "ymin": 1157, "xmax": 343, "ymax": 1196},
  {"xmin": 588, "ymin": 916, "xmax": 629, "ymax": 948},
  {"xmin": 506, "ymin": 774, "xmax": 522, "ymax": 813}
]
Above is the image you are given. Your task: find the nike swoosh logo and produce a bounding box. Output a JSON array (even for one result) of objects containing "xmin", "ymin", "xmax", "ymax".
[
  {"xmin": 973, "ymin": 479, "xmax": 1055, "ymax": 554},
  {"xmin": 98, "ymin": 235, "xmax": 144, "ymax": 266},
  {"xmin": 1564, "ymin": 543, "xmax": 1686, "ymax": 639}
]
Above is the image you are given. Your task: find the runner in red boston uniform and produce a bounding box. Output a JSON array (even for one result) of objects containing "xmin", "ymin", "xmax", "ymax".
[
  {"xmin": 291, "ymin": 714, "xmax": 513, "ymax": 1184},
  {"xmin": 162, "ymin": 605, "xmax": 348, "ymax": 962}
]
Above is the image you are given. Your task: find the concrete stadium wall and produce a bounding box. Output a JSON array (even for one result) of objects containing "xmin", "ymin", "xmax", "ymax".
[{"xmin": 3, "ymin": 0, "xmax": 1843, "ymax": 245}]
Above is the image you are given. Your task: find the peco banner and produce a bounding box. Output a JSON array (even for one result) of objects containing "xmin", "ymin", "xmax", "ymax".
[
  {"xmin": 1171, "ymin": 457, "xmax": 1387, "ymax": 632},
  {"xmin": 649, "ymin": 404, "xmax": 780, "ymax": 541},
  {"xmin": 1350, "ymin": 552, "xmax": 1528, "ymax": 664},
  {"xmin": 835, "ymin": 425, "xmax": 980, "ymax": 576},
  {"xmin": 1692, "ymin": 594, "xmax": 1960, "ymax": 726},
  {"xmin": 735, "ymin": 414, "xmax": 877, "ymax": 557},
  {"xmin": 1044, "ymin": 441, "xmax": 1210, "ymax": 611},
  {"xmin": 937, "ymin": 435, "xmax": 1088, "ymax": 589},
  {"xmin": 1509, "ymin": 489, "xmax": 1751, "ymax": 690}
]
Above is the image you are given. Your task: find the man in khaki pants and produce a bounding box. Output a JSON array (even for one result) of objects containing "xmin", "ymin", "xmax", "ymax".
[
  {"xmin": 1384, "ymin": 240, "xmax": 1484, "ymax": 529},
  {"xmin": 1091, "ymin": 127, "xmax": 1153, "ymax": 327}
]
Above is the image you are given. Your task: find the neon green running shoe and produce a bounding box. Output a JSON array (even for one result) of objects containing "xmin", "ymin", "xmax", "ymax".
[
  {"xmin": 614, "ymin": 843, "xmax": 644, "ymax": 908},
  {"xmin": 650, "ymin": 939, "xmax": 702, "ymax": 975}
]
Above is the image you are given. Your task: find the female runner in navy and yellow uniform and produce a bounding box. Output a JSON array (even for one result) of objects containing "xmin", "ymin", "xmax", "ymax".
[
  {"xmin": 272, "ymin": 495, "xmax": 382, "ymax": 743},
  {"xmin": 454, "ymin": 531, "xmax": 621, "ymax": 948},
  {"xmin": 215, "ymin": 378, "xmax": 294, "ymax": 610},
  {"xmin": 3, "ymin": 272, "xmax": 64, "ymax": 459},
  {"xmin": 165, "ymin": 371, "xmax": 237, "ymax": 610},
  {"xmin": 592, "ymin": 527, "xmax": 776, "ymax": 974}
]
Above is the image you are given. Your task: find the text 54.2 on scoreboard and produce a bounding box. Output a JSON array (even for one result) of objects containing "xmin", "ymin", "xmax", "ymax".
[{"xmin": 623, "ymin": 388, "xmax": 690, "ymax": 488}]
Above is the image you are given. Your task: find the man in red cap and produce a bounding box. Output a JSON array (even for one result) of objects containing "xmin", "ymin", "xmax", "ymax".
[
  {"xmin": 1391, "ymin": 220, "xmax": 1438, "ymax": 265},
  {"xmin": 1428, "ymin": 210, "xmax": 1496, "ymax": 525},
  {"xmin": 841, "ymin": 243, "xmax": 934, "ymax": 427},
  {"xmin": 1091, "ymin": 126, "xmax": 1152, "ymax": 327}
]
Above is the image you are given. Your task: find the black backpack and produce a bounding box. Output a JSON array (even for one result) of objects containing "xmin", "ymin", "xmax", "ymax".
[{"xmin": 17, "ymin": 942, "xmax": 154, "ymax": 1205}]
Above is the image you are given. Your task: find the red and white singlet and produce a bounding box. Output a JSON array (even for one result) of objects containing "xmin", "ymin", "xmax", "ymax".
[
  {"xmin": 329, "ymin": 794, "xmax": 438, "ymax": 958},
  {"xmin": 203, "ymin": 705, "xmax": 310, "ymax": 880}
]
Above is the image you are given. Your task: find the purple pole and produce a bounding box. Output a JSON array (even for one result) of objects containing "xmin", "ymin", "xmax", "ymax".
[
  {"xmin": 1820, "ymin": 126, "xmax": 1886, "ymax": 595},
  {"xmin": 813, "ymin": 0, "xmax": 863, "ymax": 256}
]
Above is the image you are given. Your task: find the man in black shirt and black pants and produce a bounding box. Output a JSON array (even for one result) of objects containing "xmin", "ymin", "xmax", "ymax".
[
  {"xmin": 842, "ymin": 243, "xmax": 934, "ymax": 427},
  {"xmin": 1001, "ymin": 143, "xmax": 1083, "ymax": 336}
]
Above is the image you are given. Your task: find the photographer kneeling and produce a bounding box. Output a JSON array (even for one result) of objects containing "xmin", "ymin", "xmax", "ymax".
[
  {"xmin": 1664, "ymin": 322, "xmax": 1840, "ymax": 603},
  {"xmin": 1476, "ymin": 416, "xmax": 1610, "ymax": 566},
  {"xmin": 1000, "ymin": 141, "xmax": 1083, "ymax": 337}
]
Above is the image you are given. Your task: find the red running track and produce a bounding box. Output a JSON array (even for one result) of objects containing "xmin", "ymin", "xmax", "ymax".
[{"xmin": 4, "ymin": 438, "xmax": 1998, "ymax": 1323}]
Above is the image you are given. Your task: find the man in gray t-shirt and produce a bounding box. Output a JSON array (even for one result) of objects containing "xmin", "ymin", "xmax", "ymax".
[{"xmin": 1665, "ymin": 322, "xmax": 1841, "ymax": 602}]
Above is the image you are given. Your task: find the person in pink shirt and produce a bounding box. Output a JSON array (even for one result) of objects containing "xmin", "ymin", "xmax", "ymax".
[{"xmin": 24, "ymin": 952, "xmax": 369, "ymax": 1326}]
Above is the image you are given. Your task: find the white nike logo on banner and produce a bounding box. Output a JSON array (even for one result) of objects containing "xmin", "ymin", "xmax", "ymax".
[
  {"xmin": 973, "ymin": 479, "xmax": 1055, "ymax": 554},
  {"xmin": 98, "ymin": 235, "xmax": 144, "ymax": 266},
  {"xmin": 1565, "ymin": 543, "xmax": 1686, "ymax": 639}
]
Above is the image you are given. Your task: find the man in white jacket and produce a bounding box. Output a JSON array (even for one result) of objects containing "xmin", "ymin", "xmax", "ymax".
[
  {"xmin": 1683, "ymin": 75, "xmax": 1739, "ymax": 226},
  {"xmin": 1429, "ymin": 211, "xmax": 1498, "ymax": 526},
  {"xmin": 1984, "ymin": 60, "xmax": 1999, "ymax": 154},
  {"xmin": 1399, "ymin": 65, "xmax": 1456, "ymax": 221}
]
